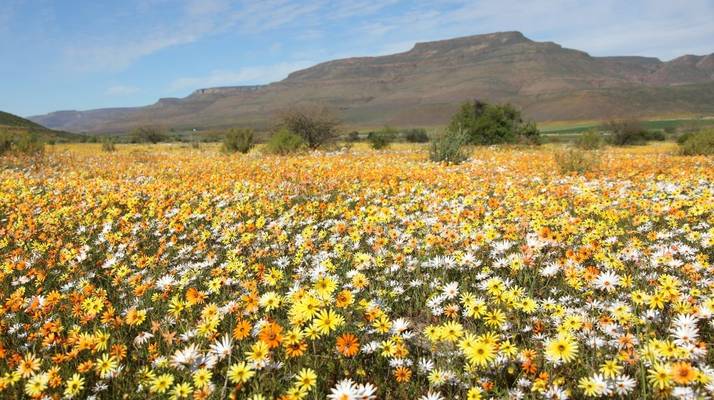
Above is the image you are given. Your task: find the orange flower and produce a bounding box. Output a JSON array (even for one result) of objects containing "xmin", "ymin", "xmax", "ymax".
[
  {"xmin": 393, "ymin": 366, "xmax": 411, "ymax": 383},
  {"xmin": 284, "ymin": 341, "xmax": 307, "ymax": 358},
  {"xmin": 258, "ymin": 322, "xmax": 283, "ymax": 349},
  {"xmin": 185, "ymin": 288, "xmax": 206, "ymax": 305},
  {"xmin": 336, "ymin": 333, "xmax": 359, "ymax": 357},
  {"xmin": 232, "ymin": 320, "xmax": 252, "ymax": 341},
  {"xmin": 671, "ymin": 361, "xmax": 696, "ymax": 385}
]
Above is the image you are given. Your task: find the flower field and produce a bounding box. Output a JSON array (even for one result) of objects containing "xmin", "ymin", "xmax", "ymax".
[{"xmin": 1, "ymin": 143, "xmax": 713, "ymax": 399}]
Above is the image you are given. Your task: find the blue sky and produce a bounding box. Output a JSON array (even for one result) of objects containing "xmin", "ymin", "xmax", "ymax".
[{"xmin": 1, "ymin": 0, "xmax": 713, "ymax": 117}]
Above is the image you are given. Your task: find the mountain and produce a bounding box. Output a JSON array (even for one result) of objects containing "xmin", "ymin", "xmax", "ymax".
[
  {"xmin": 0, "ymin": 110, "xmax": 84, "ymax": 141},
  {"xmin": 30, "ymin": 31, "xmax": 714, "ymax": 134}
]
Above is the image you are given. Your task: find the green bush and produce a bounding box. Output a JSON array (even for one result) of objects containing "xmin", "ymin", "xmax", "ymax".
[
  {"xmin": 265, "ymin": 128, "xmax": 305, "ymax": 155},
  {"xmin": 15, "ymin": 132, "xmax": 45, "ymax": 155},
  {"xmin": 0, "ymin": 130, "xmax": 12, "ymax": 155},
  {"xmin": 278, "ymin": 106, "xmax": 340, "ymax": 149},
  {"xmin": 576, "ymin": 130, "xmax": 605, "ymax": 150},
  {"xmin": 555, "ymin": 148, "xmax": 599, "ymax": 174},
  {"xmin": 448, "ymin": 100, "xmax": 540, "ymax": 145},
  {"xmin": 602, "ymin": 120, "xmax": 664, "ymax": 146},
  {"xmin": 404, "ymin": 128, "xmax": 430, "ymax": 143},
  {"xmin": 429, "ymin": 130, "xmax": 470, "ymax": 164},
  {"xmin": 130, "ymin": 126, "xmax": 169, "ymax": 144},
  {"xmin": 222, "ymin": 128, "xmax": 255, "ymax": 154},
  {"xmin": 346, "ymin": 131, "xmax": 360, "ymax": 142},
  {"xmin": 676, "ymin": 132, "xmax": 694, "ymax": 145},
  {"xmin": 679, "ymin": 130, "xmax": 714, "ymax": 156},
  {"xmin": 368, "ymin": 126, "xmax": 397, "ymax": 150},
  {"xmin": 101, "ymin": 139, "xmax": 117, "ymax": 152}
]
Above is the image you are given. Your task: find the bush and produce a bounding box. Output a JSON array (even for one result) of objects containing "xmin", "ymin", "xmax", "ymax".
[
  {"xmin": 0, "ymin": 130, "xmax": 12, "ymax": 155},
  {"xmin": 429, "ymin": 130, "xmax": 470, "ymax": 164},
  {"xmin": 278, "ymin": 105, "xmax": 340, "ymax": 149},
  {"xmin": 555, "ymin": 148, "xmax": 599, "ymax": 174},
  {"xmin": 222, "ymin": 128, "xmax": 255, "ymax": 154},
  {"xmin": 602, "ymin": 120, "xmax": 664, "ymax": 145},
  {"xmin": 448, "ymin": 100, "xmax": 540, "ymax": 145},
  {"xmin": 101, "ymin": 139, "xmax": 117, "ymax": 152},
  {"xmin": 368, "ymin": 126, "xmax": 397, "ymax": 150},
  {"xmin": 404, "ymin": 128, "xmax": 430, "ymax": 143},
  {"xmin": 131, "ymin": 126, "xmax": 169, "ymax": 144},
  {"xmin": 15, "ymin": 132, "xmax": 45, "ymax": 155},
  {"xmin": 679, "ymin": 130, "xmax": 714, "ymax": 156},
  {"xmin": 576, "ymin": 130, "xmax": 605, "ymax": 150},
  {"xmin": 346, "ymin": 131, "xmax": 360, "ymax": 142},
  {"xmin": 265, "ymin": 128, "xmax": 305, "ymax": 155}
]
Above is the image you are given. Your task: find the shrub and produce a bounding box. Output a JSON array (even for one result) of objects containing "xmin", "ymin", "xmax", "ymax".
[
  {"xmin": 404, "ymin": 128, "xmax": 430, "ymax": 143},
  {"xmin": 448, "ymin": 100, "xmax": 541, "ymax": 145},
  {"xmin": 101, "ymin": 138, "xmax": 117, "ymax": 152},
  {"xmin": 346, "ymin": 131, "xmax": 360, "ymax": 142},
  {"xmin": 679, "ymin": 130, "xmax": 714, "ymax": 156},
  {"xmin": 15, "ymin": 132, "xmax": 45, "ymax": 155},
  {"xmin": 0, "ymin": 130, "xmax": 12, "ymax": 155},
  {"xmin": 265, "ymin": 128, "xmax": 305, "ymax": 155},
  {"xmin": 368, "ymin": 126, "xmax": 397, "ymax": 150},
  {"xmin": 278, "ymin": 105, "xmax": 340, "ymax": 149},
  {"xmin": 555, "ymin": 148, "xmax": 599, "ymax": 174},
  {"xmin": 576, "ymin": 130, "xmax": 605, "ymax": 150},
  {"xmin": 602, "ymin": 120, "xmax": 663, "ymax": 145},
  {"xmin": 130, "ymin": 126, "xmax": 169, "ymax": 144},
  {"xmin": 222, "ymin": 128, "xmax": 255, "ymax": 154},
  {"xmin": 429, "ymin": 130, "xmax": 470, "ymax": 164}
]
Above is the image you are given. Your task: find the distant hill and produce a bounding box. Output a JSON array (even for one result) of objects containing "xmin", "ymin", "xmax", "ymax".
[
  {"xmin": 30, "ymin": 31, "xmax": 714, "ymax": 134},
  {"xmin": 0, "ymin": 110, "xmax": 84, "ymax": 141}
]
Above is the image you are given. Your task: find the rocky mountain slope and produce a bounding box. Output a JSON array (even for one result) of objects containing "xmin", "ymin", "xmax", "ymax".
[{"xmin": 30, "ymin": 31, "xmax": 714, "ymax": 133}]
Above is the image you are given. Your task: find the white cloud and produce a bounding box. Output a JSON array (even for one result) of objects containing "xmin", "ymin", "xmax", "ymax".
[
  {"xmin": 168, "ymin": 61, "xmax": 315, "ymax": 92},
  {"xmin": 105, "ymin": 85, "xmax": 140, "ymax": 96}
]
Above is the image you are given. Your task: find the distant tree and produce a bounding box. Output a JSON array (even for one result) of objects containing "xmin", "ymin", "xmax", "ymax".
[
  {"xmin": 404, "ymin": 128, "xmax": 430, "ymax": 143},
  {"xmin": 277, "ymin": 105, "xmax": 340, "ymax": 149},
  {"xmin": 131, "ymin": 126, "xmax": 169, "ymax": 144},
  {"xmin": 447, "ymin": 100, "xmax": 540, "ymax": 145},
  {"xmin": 601, "ymin": 119, "xmax": 663, "ymax": 146},
  {"xmin": 0, "ymin": 129, "xmax": 12, "ymax": 155}
]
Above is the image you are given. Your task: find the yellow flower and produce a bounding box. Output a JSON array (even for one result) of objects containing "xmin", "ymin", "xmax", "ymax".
[
  {"xmin": 313, "ymin": 309, "xmax": 344, "ymax": 335},
  {"xmin": 192, "ymin": 367, "xmax": 212, "ymax": 389},
  {"xmin": 228, "ymin": 361, "xmax": 255, "ymax": 384},
  {"xmin": 64, "ymin": 373, "xmax": 85, "ymax": 398},
  {"xmin": 295, "ymin": 368, "xmax": 317, "ymax": 390},
  {"xmin": 151, "ymin": 373, "xmax": 175, "ymax": 394},
  {"xmin": 545, "ymin": 335, "xmax": 579, "ymax": 363},
  {"xmin": 648, "ymin": 363, "xmax": 672, "ymax": 390}
]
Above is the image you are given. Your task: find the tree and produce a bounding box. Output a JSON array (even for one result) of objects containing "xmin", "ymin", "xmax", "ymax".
[
  {"xmin": 447, "ymin": 100, "xmax": 540, "ymax": 145},
  {"xmin": 277, "ymin": 105, "xmax": 340, "ymax": 149},
  {"xmin": 130, "ymin": 126, "xmax": 168, "ymax": 144},
  {"xmin": 367, "ymin": 126, "xmax": 398, "ymax": 150}
]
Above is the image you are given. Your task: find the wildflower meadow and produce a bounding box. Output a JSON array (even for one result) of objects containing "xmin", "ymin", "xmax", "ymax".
[{"xmin": 1, "ymin": 143, "xmax": 713, "ymax": 399}]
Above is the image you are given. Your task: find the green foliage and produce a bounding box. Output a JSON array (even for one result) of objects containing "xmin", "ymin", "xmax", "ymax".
[
  {"xmin": 403, "ymin": 128, "xmax": 430, "ymax": 143},
  {"xmin": 130, "ymin": 126, "xmax": 169, "ymax": 144},
  {"xmin": 368, "ymin": 126, "xmax": 397, "ymax": 150},
  {"xmin": 602, "ymin": 120, "xmax": 665, "ymax": 146},
  {"xmin": 14, "ymin": 132, "xmax": 45, "ymax": 155},
  {"xmin": 555, "ymin": 147, "xmax": 599, "ymax": 174},
  {"xmin": 222, "ymin": 128, "xmax": 255, "ymax": 154},
  {"xmin": 346, "ymin": 131, "xmax": 361, "ymax": 142},
  {"xmin": 0, "ymin": 130, "xmax": 13, "ymax": 155},
  {"xmin": 278, "ymin": 106, "xmax": 340, "ymax": 149},
  {"xmin": 429, "ymin": 130, "xmax": 470, "ymax": 164},
  {"xmin": 101, "ymin": 138, "xmax": 117, "ymax": 152},
  {"xmin": 576, "ymin": 130, "xmax": 605, "ymax": 150},
  {"xmin": 679, "ymin": 130, "xmax": 714, "ymax": 156},
  {"xmin": 448, "ymin": 100, "xmax": 540, "ymax": 145},
  {"xmin": 265, "ymin": 128, "xmax": 305, "ymax": 155}
]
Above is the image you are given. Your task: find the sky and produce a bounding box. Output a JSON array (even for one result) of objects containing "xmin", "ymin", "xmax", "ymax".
[{"xmin": 1, "ymin": 0, "xmax": 713, "ymax": 117}]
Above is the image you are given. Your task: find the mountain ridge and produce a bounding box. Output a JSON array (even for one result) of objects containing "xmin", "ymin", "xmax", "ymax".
[{"xmin": 30, "ymin": 31, "xmax": 714, "ymax": 133}]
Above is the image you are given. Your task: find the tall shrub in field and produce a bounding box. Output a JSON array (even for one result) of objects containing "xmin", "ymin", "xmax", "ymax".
[
  {"xmin": 448, "ymin": 100, "xmax": 540, "ymax": 145},
  {"xmin": 576, "ymin": 130, "xmax": 605, "ymax": 150},
  {"xmin": 265, "ymin": 128, "xmax": 305, "ymax": 155},
  {"xmin": 222, "ymin": 128, "xmax": 255, "ymax": 154},
  {"xmin": 429, "ymin": 129, "xmax": 470, "ymax": 164},
  {"xmin": 679, "ymin": 130, "xmax": 714, "ymax": 156},
  {"xmin": 368, "ymin": 126, "xmax": 397, "ymax": 150},
  {"xmin": 278, "ymin": 105, "xmax": 340, "ymax": 149},
  {"xmin": 130, "ymin": 126, "xmax": 169, "ymax": 144}
]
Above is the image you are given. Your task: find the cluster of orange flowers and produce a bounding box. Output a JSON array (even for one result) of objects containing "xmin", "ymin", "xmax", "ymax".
[{"xmin": 0, "ymin": 144, "xmax": 713, "ymax": 399}]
